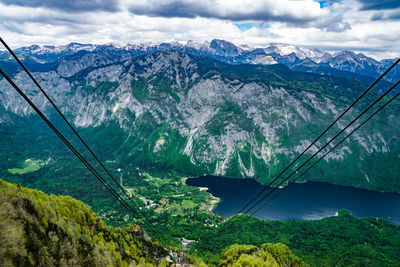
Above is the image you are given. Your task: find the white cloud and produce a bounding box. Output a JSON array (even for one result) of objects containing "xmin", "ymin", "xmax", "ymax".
[
  {"xmin": 0, "ymin": 0, "xmax": 399, "ymax": 59},
  {"xmin": 127, "ymin": 0, "xmax": 324, "ymax": 23}
]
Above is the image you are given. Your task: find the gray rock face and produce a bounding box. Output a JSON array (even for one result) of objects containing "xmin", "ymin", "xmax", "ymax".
[{"xmin": 1, "ymin": 49, "xmax": 399, "ymax": 192}]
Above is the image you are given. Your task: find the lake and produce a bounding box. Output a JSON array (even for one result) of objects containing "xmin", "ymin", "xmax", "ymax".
[{"xmin": 186, "ymin": 175, "xmax": 400, "ymax": 225}]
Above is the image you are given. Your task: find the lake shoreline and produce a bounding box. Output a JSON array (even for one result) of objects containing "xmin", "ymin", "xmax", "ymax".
[
  {"xmin": 185, "ymin": 175, "xmax": 400, "ymax": 194},
  {"xmin": 182, "ymin": 177, "xmax": 220, "ymax": 212},
  {"xmin": 186, "ymin": 175, "xmax": 400, "ymax": 225}
]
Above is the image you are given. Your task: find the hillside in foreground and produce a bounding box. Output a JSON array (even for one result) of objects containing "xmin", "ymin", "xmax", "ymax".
[
  {"xmin": 218, "ymin": 243, "xmax": 307, "ymax": 267},
  {"xmin": 0, "ymin": 179, "xmax": 175, "ymax": 266},
  {"xmin": 195, "ymin": 211, "xmax": 400, "ymax": 266},
  {"xmin": 0, "ymin": 179, "xmax": 308, "ymax": 267}
]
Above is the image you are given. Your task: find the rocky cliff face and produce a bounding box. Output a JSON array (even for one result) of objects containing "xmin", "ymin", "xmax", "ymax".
[{"xmin": 1, "ymin": 50, "xmax": 399, "ymax": 192}]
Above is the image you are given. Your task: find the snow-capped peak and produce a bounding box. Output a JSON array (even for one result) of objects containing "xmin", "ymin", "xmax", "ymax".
[
  {"xmin": 185, "ymin": 40, "xmax": 210, "ymax": 50},
  {"xmin": 266, "ymin": 43, "xmax": 331, "ymax": 63},
  {"xmin": 105, "ymin": 42, "xmax": 129, "ymax": 49}
]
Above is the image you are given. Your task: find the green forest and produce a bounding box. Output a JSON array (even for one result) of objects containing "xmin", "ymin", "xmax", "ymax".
[
  {"xmin": 2, "ymin": 178, "xmax": 400, "ymax": 266},
  {"xmin": 194, "ymin": 211, "xmax": 400, "ymax": 266},
  {"xmin": 1, "ymin": 49, "xmax": 400, "ymax": 267},
  {"xmin": 0, "ymin": 179, "xmax": 311, "ymax": 267},
  {"xmin": 0, "ymin": 179, "xmax": 173, "ymax": 266},
  {"xmin": 217, "ymin": 243, "xmax": 307, "ymax": 267}
]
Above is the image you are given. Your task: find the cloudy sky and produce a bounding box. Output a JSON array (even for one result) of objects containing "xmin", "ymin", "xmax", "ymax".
[{"xmin": 0, "ymin": 0, "xmax": 399, "ymax": 59}]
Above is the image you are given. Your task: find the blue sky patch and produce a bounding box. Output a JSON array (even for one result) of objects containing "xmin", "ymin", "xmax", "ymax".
[
  {"xmin": 234, "ymin": 22, "xmax": 255, "ymax": 31},
  {"xmin": 316, "ymin": 0, "xmax": 334, "ymax": 8}
]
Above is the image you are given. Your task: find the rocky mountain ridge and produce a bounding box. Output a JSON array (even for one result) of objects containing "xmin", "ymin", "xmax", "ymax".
[
  {"xmin": 1, "ymin": 39, "xmax": 399, "ymax": 84},
  {"xmin": 1, "ymin": 49, "xmax": 399, "ymax": 192}
]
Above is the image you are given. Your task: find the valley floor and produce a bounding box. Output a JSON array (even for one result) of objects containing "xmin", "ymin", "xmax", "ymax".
[{"xmin": 1, "ymin": 156, "xmax": 400, "ymax": 266}]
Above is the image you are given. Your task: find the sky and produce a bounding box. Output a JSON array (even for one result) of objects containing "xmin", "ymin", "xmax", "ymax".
[{"xmin": 0, "ymin": 0, "xmax": 399, "ymax": 60}]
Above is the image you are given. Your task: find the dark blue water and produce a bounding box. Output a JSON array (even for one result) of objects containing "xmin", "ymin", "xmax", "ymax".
[{"xmin": 186, "ymin": 176, "xmax": 400, "ymax": 225}]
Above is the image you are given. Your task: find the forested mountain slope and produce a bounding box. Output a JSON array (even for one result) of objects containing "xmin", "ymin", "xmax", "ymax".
[
  {"xmin": 218, "ymin": 243, "xmax": 307, "ymax": 267},
  {"xmin": 0, "ymin": 179, "xmax": 178, "ymax": 266},
  {"xmin": 0, "ymin": 179, "xmax": 311, "ymax": 267},
  {"xmin": 1, "ymin": 50, "xmax": 399, "ymax": 192},
  {"xmin": 195, "ymin": 211, "xmax": 400, "ymax": 266}
]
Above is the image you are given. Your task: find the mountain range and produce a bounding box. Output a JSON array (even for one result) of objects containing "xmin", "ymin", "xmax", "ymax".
[
  {"xmin": 1, "ymin": 39, "xmax": 399, "ymax": 84},
  {"xmin": 0, "ymin": 40, "xmax": 400, "ymax": 194}
]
